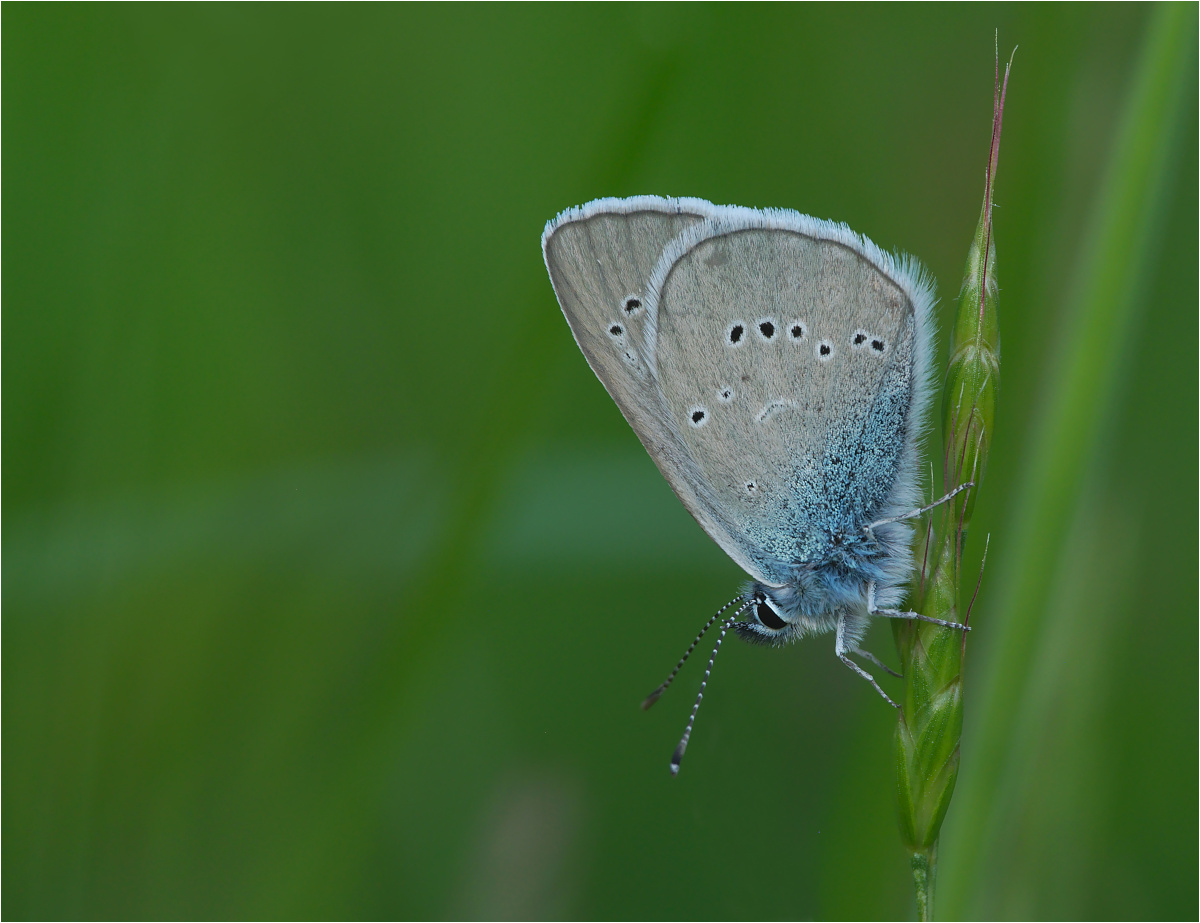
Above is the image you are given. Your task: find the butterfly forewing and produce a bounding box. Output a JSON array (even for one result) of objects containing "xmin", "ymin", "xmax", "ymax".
[{"xmin": 651, "ymin": 225, "xmax": 918, "ymax": 577}]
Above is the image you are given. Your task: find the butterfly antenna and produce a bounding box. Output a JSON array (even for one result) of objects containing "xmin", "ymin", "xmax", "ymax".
[
  {"xmin": 641, "ymin": 595, "xmax": 743, "ymax": 710},
  {"xmin": 669, "ymin": 606, "xmax": 747, "ymax": 776}
]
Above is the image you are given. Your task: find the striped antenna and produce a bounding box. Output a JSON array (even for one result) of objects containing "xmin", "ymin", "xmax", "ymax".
[
  {"xmin": 641, "ymin": 595, "xmax": 743, "ymax": 710},
  {"xmin": 669, "ymin": 604, "xmax": 750, "ymax": 776}
]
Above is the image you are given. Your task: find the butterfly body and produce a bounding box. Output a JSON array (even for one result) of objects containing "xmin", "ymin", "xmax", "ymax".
[{"xmin": 542, "ymin": 196, "xmax": 941, "ymax": 714}]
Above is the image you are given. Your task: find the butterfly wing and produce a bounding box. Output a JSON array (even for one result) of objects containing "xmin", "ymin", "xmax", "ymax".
[
  {"xmin": 542, "ymin": 196, "xmax": 778, "ymax": 582},
  {"xmin": 542, "ymin": 196, "xmax": 709, "ymax": 425},
  {"xmin": 643, "ymin": 209, "xmax": 936, "ymax": 585}
]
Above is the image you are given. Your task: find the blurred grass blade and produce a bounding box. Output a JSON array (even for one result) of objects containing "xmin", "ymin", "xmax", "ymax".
[{"xmin": 939, "ymin": 5, "xmax": 1195, "ymax": 915}]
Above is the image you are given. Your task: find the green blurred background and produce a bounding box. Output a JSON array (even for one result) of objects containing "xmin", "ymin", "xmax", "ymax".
[{"xmin": 5, "ymin": 4, "xmax": 1196, "ymax": 919}]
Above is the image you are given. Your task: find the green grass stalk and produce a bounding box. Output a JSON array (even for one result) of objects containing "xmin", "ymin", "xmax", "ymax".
[{"xmin": 892, "ymin": 42, "xmax": 1010, "ymax": 921}]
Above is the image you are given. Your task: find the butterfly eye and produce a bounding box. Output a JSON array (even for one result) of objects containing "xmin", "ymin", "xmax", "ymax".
[{"xmin": 755, "ymin": 600, "xmax": 787, "ymax": 631}]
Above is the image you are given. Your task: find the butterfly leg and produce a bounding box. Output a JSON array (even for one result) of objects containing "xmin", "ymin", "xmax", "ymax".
[
  {"xmin": 836, "ymin": 613, "xmax": 899, "ymax": 708},
  {"xmin": 852, "ymin": 645, "xmax": 902, "ymax": 678},
  {"xmin": 866, "ymin": 582, "xmax": 970, "ymax": 631},
  {"xmin": 866, "ymin": 481, "xmax": 975, "ymax": 531}
]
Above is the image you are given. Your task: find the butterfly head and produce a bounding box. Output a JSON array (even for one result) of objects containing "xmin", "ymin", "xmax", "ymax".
[{"xmin": 735, "ymin": 584, "xmax": 808, "ymax": 646}]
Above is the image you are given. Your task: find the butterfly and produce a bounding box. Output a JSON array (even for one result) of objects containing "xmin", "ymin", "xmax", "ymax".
[{"xmin": 541, "ymin": 196, "xmax": 969, "ymax": 772}]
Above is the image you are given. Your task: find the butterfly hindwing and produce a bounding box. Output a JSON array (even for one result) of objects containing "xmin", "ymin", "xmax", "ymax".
[
  {"xmin": 542, "ymin": 197, "xmax": 706, "ymax": 419},
  {"xmin": 542, "ymin": 197, "xmax": 779, "ymax": 583}
]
